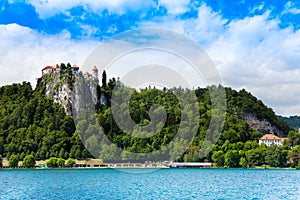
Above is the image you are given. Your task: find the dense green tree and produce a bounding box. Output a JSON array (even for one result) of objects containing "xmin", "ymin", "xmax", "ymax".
[
  {"xmin": 58, "ymin": 148, "xmax": 67, "ymax": 159},
  {"xmin": 183, "ymin": 151, "xmax": 200, "ymax": 162},
  {"xmin": 286, "ymin": 146, "xmax": 300, "ymax": 168},
  {"xmin": 46, "ymin": 157, "xmax": 57, "ymax": 167},
  {"xmin": 9, "ymin": 154, "xmax": 19, "ymax": 168},
  {"xmin": 239, "ymin": 157, "xmax": 248, "ymax": 168},
  {"xmin": 265, "ymin": 144, "xmax": 284, "ymax": 167},
  {"xmin": 81, "ymin": 149, "xmax": 89, "ymax": 159},
  {"xmin": 66, "ymin": 158, "xmax": 76, "ymax": 166},
  {"xmin": 56, "ymin": 158, "xmax": 65, "ymax": 168},
  {"xmin": 66, "ymin": 63, "xmax": 72, "ymax": 69},
  {"xmin": 225, "ymin": 150, "xmax": 240, "ymax": 168},
  {"xmin": 102, "ymin": 70, "xmax": 107, "ymax": 87},
  {"xmin": 0, "ymin": 80, "xmax": 86, "ymax": 160},
  {"xmin": 221, "ymin": 140, "xmax": 231, "ymax": 152},
  {"xmin": 60, "ymin": 63, "xmax": 67, "ymax": 70},
  {"xmin": 212, "ymin": 150, "xmax": 225, "ymax": 167},
  {"xmin": 287, "ymin": 130, "xmax": 300, "ymax": 148},
  {"xmin": 244, "ymin": 141, "xmax": 259, "ymax": 151},
  {"xmin": 246, "ymin": 149, "xmax": 265, "ymax": 167},
  {"xmin": 22, "ymin": 155, "xmax": 36, "ymax": 168}
]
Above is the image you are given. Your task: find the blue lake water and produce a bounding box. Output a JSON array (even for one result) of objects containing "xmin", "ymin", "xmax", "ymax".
[{"xmin": 0, "ymin": 168, "xmax": 299, "ymax": 199}]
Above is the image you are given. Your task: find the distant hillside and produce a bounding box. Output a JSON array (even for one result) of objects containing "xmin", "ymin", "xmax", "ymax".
[
  {"xmin": 0, "ymin": 62, "xmax": 295, "ymax": 164},
  {"xmin": 278, "ymin": 115, "xmax": 300, "ymax": 129}
]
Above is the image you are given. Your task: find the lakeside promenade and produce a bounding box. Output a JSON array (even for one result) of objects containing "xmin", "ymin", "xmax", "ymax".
[{"xmin": 1, "ymin": 158, "xmax": 212, "ymax": 169}]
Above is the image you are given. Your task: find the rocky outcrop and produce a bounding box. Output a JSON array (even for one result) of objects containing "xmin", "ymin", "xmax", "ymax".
[
  {"xmin": 43, "ymin": 71, "xmax": 74, "ymax": 115},
  {"xmin": 239, "ymin": 114, "xmax": 285, "ymax": 137},
  {"xmin": 72, "ymin": 72, "xmax": 99, "ymax": 117},
  {"xmin": 42, "ymin": 68, "xmax": 100, "ymax": 116}
]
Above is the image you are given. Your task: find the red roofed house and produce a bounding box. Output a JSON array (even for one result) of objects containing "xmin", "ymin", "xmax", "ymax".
[
  {"xmin": 42, "ymin": 64, "xmax": 81, "ymax": 75},
  {"xmin": 259, "ymin": 134, "xmax": 287, "ymax": 146},
  {"xmin": 42, "ymin": 64, "xmax": 61, "ymax": 74},
  {"xmin": 42, "ymin": 66, "xmax": 54, "ymax": 74}
]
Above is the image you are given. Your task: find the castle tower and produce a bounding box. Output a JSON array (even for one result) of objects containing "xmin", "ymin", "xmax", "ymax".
[{"xmin": 92, "ymin": 66, "xmax": 98, "ymax": 77}]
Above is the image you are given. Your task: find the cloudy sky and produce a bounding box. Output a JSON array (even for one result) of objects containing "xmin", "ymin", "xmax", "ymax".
[{"xmin": 0, "ymin": 0, "xmax": 300, "ymax": 116}]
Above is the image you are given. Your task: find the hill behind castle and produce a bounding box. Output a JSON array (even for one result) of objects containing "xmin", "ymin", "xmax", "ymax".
[{"xmin": 0, "ymin": 63, "xmax": 298, "ymax": 167}]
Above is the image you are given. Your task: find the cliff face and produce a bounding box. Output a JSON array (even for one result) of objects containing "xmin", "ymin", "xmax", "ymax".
[
  {"xmin": 43, "ymin": 71, "xmax": 73, "ymax": 115},
  {"xmin": 226, "ymin": 88, "xmax": 291, "ymax": 136},
  {"xmin": 238, "ymin": 114, "xmax": 285, "ymax": 137},
  {"xmin": 41, "ymin": 67, "xmax": 100, "ymax": 116}
]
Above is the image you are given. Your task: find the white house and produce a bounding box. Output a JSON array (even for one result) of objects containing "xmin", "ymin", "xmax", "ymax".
[{"xmin": 259, "ymin": 134, "xmax": 287, "ymax": 146}]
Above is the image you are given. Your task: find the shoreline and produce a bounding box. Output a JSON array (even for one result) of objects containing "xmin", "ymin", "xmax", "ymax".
[{"xmin": 1, "ymin": 166, "xmax": 298, "ymax": 170}]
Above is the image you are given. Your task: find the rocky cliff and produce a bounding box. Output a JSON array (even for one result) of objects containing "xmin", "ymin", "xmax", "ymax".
[
  {"xmin": 238, "ymin": 114, "xmax": 285, "ymax": 137},
  {"xmin": 226, "ymin": 88, "xmax": 291, "ymax": 136},
  {"xmin": 40, "ymin": 64, "xmax": 100, "ymax": 116}
]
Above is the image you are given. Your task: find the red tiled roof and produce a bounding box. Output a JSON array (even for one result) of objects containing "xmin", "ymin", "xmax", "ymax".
[
  {"xmin": 259, "ymin": 134, "xmax": 282, "ymax": 140},
  {"xmin": 43, "ymin": 64, "xmax": 80, "ymax": 72},
  {"xmin": 42, "ymin": 66, "xmax": 54, "ymax": 71}
]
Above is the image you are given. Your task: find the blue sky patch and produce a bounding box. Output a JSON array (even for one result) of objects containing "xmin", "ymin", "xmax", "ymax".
[{"xmin": 1, "ymin": 0, "xmax": 299, "ymax": 39}]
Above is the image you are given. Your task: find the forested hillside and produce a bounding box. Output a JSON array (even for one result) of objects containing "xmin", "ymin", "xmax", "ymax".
[
  {"xmin": 278, "ymin": 115, "xmax": 300, "ymax": 129},
  {"xmin": 0, "ymin": 81, "xmax": 90, "ymax": 160},
  {"xmin": 93, "ymin": 82, "xmax": 299, "ymax": 167},
  {"xmin": 0, "ymin": 64, "xmax": 300, "ymax": 168}
]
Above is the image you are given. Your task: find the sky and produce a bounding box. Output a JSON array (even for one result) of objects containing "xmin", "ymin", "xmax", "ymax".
[{"xmin": 0, "ymin": 0, "xmax": 300, "ymax": 116}]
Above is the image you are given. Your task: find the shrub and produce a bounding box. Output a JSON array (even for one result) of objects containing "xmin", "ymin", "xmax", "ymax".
[
  {"xmin": 23, "ymin": 155, "xmax": 36, "ymax": 168},
  {"xmin": 9, "ymin": 155, "xmax": 19, "ymax": 168},
  {"xmin": 46, "ymin": 157, "xmax": 57, "ymax": 167},
  {"xmin": 66, "ymin": 158, "xmax": 76, "ymax": 167},
  {"xmin": 56, "ymin": 158, "xmax": 65, "ymax": 168}
]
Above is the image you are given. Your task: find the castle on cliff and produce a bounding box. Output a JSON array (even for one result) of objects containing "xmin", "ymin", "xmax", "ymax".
[
  {"xmin": 41, "ymin": 64, "xmax": 101, "ymax": 115},
  {"xmin": 42, "ymin": 64, "xmax": 98, "ymax": 80}
]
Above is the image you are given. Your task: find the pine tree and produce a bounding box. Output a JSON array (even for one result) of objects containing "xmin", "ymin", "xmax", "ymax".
[{"xmin": 102, "ymin": 70, "xmax": 107, "ymax": 87}]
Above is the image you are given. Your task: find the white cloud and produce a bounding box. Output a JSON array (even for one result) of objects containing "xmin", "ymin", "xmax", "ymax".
[
  {"xmin": 139, "ymin": 4, "xmax": 226, "ymax": 47},
  {"xmin": 183, "ymin": 4, "xmax": 227, "ymax": 47},
  {"xmin": 289, "ymin": 8, "xmax": 300, "ymax": 14},
  {"xmin": 206, "ymin": 12, "xmax": 300, "ymax": 116},
  {"xmin": 27, "ymin": 0, "xmax": 80, "ymax": 18},
  {"xmin": 158, "ymin": 0, "xmax": 190, "ymax": 15},
  {"xmin": 283, "ymin": 1, "xmax": 300, "ymax": 14},
  {"xmin": 0, "ymin": 23, "xmax": 97, "ymax": 87},
  {"xmin": 27, "ymin": 0, "xmax": 154, "ymax": 18},
  {"xmin": 79, "ymin": 24, "xmax": 101, "ymax": 38},
  {"xmin": 250, "ymin": 3, "xmax": 265, "ymax": 14},
  {"xmin": 139, "ymin": 6, "xmax": 300, "ymax": 116}
]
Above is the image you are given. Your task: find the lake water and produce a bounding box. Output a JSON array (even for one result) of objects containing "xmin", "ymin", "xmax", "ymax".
[{"xmin": 0, "ymin": 168, "xmax": 299, "ymax": 199}]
